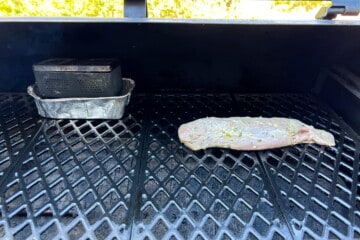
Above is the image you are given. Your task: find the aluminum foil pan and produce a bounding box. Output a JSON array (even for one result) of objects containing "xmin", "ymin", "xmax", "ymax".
[{"xmin": 28, "ymin": 78, "xmax": 135, "ymax": 119}]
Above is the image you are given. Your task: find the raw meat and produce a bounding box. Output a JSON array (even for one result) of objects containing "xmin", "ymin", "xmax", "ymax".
[{"xmin": 178, "ymin": 117, "xmax": 335, "ymax": 151}]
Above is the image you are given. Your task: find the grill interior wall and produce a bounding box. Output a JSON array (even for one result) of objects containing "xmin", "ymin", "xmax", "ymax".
[{"xmin": 1, "ymin": 22, "xmax": 360, "ymax": 93}]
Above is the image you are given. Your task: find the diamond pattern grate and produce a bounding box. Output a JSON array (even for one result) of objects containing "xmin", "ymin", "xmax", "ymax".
[
  {"xmin": 0, "ymin": 94, "xmax": 42, "ymax": 177},
  {"xmin": 235, "ymin": 94, "xmax": 360, "ymax": 239},
  {"xmin": 0, "ymin": 113, "xmax": 143, "ymax": 239},
  {"xmin": 133, "ymin": 94, "xmax": 291, "ymax": 240},
  {"xmin": 0, "ymin": 93, "xmax": 359, "ymax": 240}
]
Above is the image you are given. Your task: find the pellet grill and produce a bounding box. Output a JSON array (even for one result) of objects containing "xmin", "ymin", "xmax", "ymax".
[{"xmin": 0, "ymin": 2, "xmax": 360, "ymax": 239}]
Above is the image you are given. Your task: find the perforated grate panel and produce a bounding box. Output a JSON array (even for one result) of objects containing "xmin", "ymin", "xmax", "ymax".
[
  {"xmin": 235, "ymin": 94, "xmax": 360, "ymax": 239},
  {"xmin": 0, "ymin": 94, "xmax": 42, "ymax": 177},
  {"xmin": 0, "ymin": 93, "xmax": 359, "ymax": 240},
  {"xmin": 0, "ymin": 114, "xmax": 143, "ymax": 239},
  {"xmin": 133, "ymin": 94, "xmax": 292, "ymax": 240}
]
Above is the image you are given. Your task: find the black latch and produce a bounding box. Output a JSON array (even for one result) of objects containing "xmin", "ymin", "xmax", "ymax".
[{"xmin": 316, "ymin": 0, "xmax": 360, "ymax": 19}]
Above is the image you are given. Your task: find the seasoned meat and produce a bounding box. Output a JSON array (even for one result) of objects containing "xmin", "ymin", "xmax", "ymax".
[{"xmin": 178, "ymin": 117, "xmax": 335, "ymax": 151}]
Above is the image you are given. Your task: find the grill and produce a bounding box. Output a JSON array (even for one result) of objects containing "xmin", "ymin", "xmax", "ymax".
[
  {"xmin": 0, "ymin": 9, "xmax": 360, "ymax": 239},
  {"xmin": 33, "ymin": 58, "xmax": 122, "ymax": 98},
  {"xmin": 0, "ymin": 92, "xmax": 358, "ymax": 239}
]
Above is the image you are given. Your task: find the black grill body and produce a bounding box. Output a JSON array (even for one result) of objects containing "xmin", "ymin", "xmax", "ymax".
[{"xmin": 0, "ymin": 20, "xmax": 359, "ymax": 240}]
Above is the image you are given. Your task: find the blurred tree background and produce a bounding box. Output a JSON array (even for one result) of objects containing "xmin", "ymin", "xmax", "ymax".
[
  {"xmin": 0, "ymin": 0, "xmax": 124, "ymax": 17},
  {"xmin": 147, "ymin": 0, "xmax": 330, "ymax": 19},
  {"xmin": 0, "ymin": 0, "xmax": 330, "ymax": 19}
]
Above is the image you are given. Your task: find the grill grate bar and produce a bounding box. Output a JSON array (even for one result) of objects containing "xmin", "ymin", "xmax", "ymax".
[
  {"xmin": 0, "ymin": 94, "xmax": 42, "ymax": 178},
  {"xmin": 234, "ymin": 94, "xmax": 360, "ymax": 240},
  {"xmin": 0, "ymin": 93, "xmax": 359, "ymax": 240},
  {"xmin": 131, "ymin": 94, "xmax": 293, "ymax": 240},
  {"xmin": 39, "ymin": 120, "xmax": 132, "ymax": 239}
]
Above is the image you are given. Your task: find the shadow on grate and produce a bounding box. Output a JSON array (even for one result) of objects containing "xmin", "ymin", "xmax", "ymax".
[
  {"xmin": 0, "ymin": 112, "xmax": 144, "ymax": 240},
  {"xmin": 235, "ymin": 94, "xmax": 360, "ymax": 240},
  {"xmin": 0, "ymin": 94, "xmax": 42, "ymax": 178}
]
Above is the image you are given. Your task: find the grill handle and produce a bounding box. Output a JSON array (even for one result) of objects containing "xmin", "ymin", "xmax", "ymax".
[{"xmin": 316, "ymin": 0, "xmax": 360, "ymax": 19}]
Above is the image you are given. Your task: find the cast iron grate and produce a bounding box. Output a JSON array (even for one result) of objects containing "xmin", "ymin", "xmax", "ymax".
[
  {"xmin": 0, "ymin": 93, "xmax": 359, "ymax": 240},
  {"xmin": 0, "ymin": 94, "xmax": 42, "ymax": 177},
  {"xmin": 133, "ymin": 94, "xmax": 292, "ymax": 239},
  {"xmin": 235, "ymin": 94, "xmax": 360, "ymax": 239},
  {"xmin": 0, "ymin": 113, "xmax": 143, "ymax": 239}
]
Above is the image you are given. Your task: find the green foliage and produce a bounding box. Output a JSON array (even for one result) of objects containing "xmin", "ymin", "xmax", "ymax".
[
  {"xmin": 147, "ymin": 0, "xmax": 242, "ymax": 19},
  {"xmin": 0, "ymin": 0, "xmax": 329, "ymax": 19},
  {"xmin": 147, "ymin": 0, "xmax": 329, "ymax": 19},
  {"xmin": 0, "ymin": 0, "xmax": 124, "ymax": 17},
  {"xmin": 272, "ymin": 0, "xmax": 330, "ymax": 12}
]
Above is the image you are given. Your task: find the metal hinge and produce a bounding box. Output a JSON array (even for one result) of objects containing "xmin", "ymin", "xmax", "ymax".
[{"xmin": 316, "ymin": 0, "xmax": 360, "ymax": 19}]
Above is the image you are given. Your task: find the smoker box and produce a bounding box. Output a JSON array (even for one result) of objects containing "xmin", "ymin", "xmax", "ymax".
[{"xmin": 33, "ymin": 58, "xmax": 122, "ymax": 98}]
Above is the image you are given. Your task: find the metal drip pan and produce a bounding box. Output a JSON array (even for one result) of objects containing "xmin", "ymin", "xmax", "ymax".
[{"xmin": 28, "ymin": 78, "xmax": 135, "ymax": 119}]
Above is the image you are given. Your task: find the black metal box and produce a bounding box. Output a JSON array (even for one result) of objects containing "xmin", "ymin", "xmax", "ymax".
[{"xmin": 33, "ymin": 58, "xmax": 122, "ymax": 98}]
